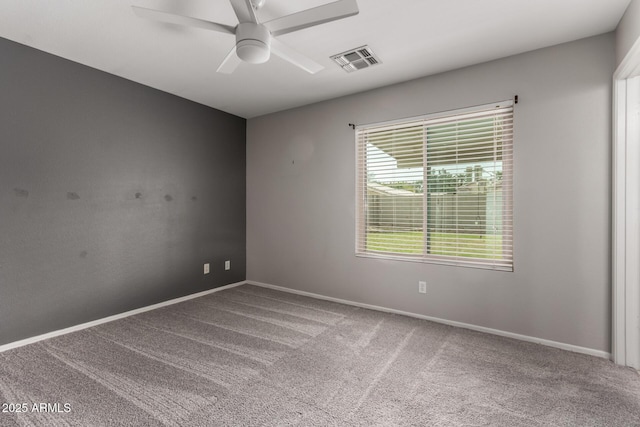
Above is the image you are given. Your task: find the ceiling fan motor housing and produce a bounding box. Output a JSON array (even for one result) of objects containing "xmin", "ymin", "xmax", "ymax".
[{"xmin": 236, "ymin": 23, "xmax": 270, "ymax": 64}]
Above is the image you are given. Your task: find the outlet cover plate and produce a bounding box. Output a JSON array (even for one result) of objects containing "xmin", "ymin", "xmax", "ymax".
[{"xmin": 418, "ymin": 281, "xmax": 427, "ymax": 294}]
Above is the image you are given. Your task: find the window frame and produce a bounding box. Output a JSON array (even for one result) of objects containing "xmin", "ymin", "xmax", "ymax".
[{"xmin": 355, "ymin": 100, "xmax": 514, "ymax": 271}]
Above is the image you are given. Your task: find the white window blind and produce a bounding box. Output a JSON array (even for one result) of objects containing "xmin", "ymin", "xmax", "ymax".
[{"xmin": 356, "ymin": 101, "xmax": 514, "ymax": 271}]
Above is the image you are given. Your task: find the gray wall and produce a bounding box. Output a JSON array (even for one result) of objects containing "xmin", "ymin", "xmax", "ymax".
[
  {"xmin": 0, "ymin": 38, "xmax": 246, "ymax": 346},
  {"xmin": 247, "ymin": 34, "xmax": 614, "ymax": 353},
  {"xmin": 617, "ymin": 0, "xmax": 640, "ymax": 66}
]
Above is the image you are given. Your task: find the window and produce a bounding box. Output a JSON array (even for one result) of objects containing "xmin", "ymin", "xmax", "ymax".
[{"xmin": 356, "ymin": 101, "xmax": 513, "ymax": 271}]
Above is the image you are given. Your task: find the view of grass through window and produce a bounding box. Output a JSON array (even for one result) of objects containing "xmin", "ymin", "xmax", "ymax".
[{"xmin": 366, "ymin": 232, "xmax": 503, "ymax": 258}]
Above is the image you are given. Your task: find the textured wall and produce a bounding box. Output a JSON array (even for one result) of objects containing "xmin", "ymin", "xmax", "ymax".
[
  {"xmin": 247, "ymin": 34, "xmax": 614, "ymax": 353},
  {"xmin": 0, "ymin": 38, "xmax": 246, "ymax": 346}
]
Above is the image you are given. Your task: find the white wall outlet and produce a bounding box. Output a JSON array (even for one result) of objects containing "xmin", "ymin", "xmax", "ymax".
[
  {"xmin": 418, "ymin": 281, "xmax": 427, "ymax": 294},
  {"xmin": 204, "ymin": 263, "xmax": 210, "ymax": 274},
  {"xmin": 225, "ymin": 260, "xmax": 231, "ymax": 271}
]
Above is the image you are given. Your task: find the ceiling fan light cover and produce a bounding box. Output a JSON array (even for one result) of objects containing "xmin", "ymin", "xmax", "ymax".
[
  {"xmin": 235, "ymin": 22, "xmax": 271, "ymax": 64},
  {"xmin": 237, "ymin": 39, "xmax": 270, "ymax": 64}
]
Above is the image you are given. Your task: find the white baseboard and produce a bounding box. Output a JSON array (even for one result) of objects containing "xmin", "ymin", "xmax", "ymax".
[
  {"xmin": 247, "ymin": 280, "xmax": 612, "ymax": 360},
  {"xmin": 0, "ymin": 281, "xmax": 246, "ymax": 354},
  {"xmin": 2, "ymin": 279, "xmax": 612, "ymax": 361}
]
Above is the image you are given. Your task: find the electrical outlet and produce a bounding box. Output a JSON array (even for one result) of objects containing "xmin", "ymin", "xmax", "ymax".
[
  {"xmin": 225, "ymin": 260, "xmax": 231, "ymax": 271},
  {"xmin": 204, "ymin": 263, "xmax": 210, "ymax": 275},
  {"xmin": 418, "ymin": 281, "xmax": 427, "ymax": 294}
]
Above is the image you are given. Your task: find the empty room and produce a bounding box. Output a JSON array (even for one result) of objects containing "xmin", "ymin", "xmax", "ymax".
[{"xmin": 1, "ymin": 0, "xmax": 640, "ymax": 425}]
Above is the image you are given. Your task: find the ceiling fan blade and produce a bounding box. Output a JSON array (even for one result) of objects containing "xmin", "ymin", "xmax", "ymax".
[
  {"xmin": 217, "ymin": 46, "xmax": 242, "ymax": 74},
  {"xmin": 263, "ymin": 0, "xmax": 359, "ymax": 37},
  {"xmin": 132, "ymin": 6, "xmax": 235, "ymax": 34},
  {"xmin": 229, "ymin": 0, "xmax": 258, "ymax": 23},
  {"xmin": 270, "ymin": 37, "xmax": 323, "ymax": 74}
]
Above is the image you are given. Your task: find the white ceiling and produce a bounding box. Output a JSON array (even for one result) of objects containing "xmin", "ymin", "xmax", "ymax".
[{"xmin": 0, "ymin": 0, "xmax": 631, "ymax": 118}]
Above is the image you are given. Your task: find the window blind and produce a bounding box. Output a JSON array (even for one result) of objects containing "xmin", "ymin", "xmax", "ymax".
[{"xmin": 356, "ymin": 101, "xmax": 514, "ymax": 271}]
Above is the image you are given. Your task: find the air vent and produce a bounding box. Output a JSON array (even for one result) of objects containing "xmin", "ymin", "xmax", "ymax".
[{"xmin": 331, "ymin": 46, "xmax": 382, "ymax": 73}]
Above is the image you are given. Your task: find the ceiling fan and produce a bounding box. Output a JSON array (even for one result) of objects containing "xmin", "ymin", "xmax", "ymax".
[{"xmin": 132, "ymin": 0, "xmax": 359, "ymax": 74}]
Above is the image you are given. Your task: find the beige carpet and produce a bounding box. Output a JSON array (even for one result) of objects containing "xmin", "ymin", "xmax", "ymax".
[{"xmin": 0, "ymin": 284, "xmax": 639, "ymax": 426}]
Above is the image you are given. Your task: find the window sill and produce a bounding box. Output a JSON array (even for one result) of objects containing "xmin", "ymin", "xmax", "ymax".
[{"xmin": 355, "ymin": 251, "xmax": 513, "ymax": 272}]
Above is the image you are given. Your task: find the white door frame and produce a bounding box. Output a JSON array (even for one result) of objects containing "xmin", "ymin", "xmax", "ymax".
[{"xmin": 612, "ymin": 38, "xmax": 640, "ymax": 369}]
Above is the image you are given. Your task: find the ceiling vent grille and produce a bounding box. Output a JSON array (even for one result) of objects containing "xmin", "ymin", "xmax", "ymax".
[{"xmin": 331, "ymin": 46, "xmax": 381, "ymax": 73}]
